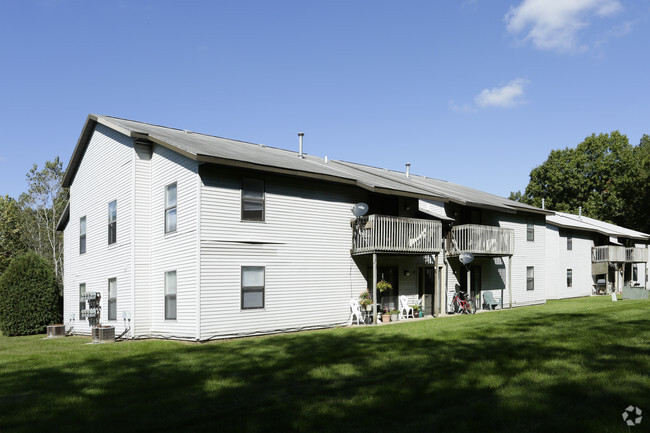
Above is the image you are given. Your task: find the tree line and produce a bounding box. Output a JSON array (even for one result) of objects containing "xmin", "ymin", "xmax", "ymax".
[
  {"xmin": 0, "ymin": 158, "xmax": 66, "ymax": 281},
  {"xmin": 509, "ymin": 131, "xmax": 650, "ymax": 235}
]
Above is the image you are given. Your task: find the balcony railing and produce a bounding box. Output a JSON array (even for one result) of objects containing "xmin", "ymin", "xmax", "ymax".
[
  {"xmin": 446, "ymin": 224, "xmax": 515, "ymax": 256},
  {"xmin": 626, "ymin": 247, "xmax": 648, "ymax": 263},
  {"xmin": 351, "ymin": 214, "xmax": 442, "ymax": 255},
  {"xmin": 592, "ymin": 246, "xmax": 624, "ymax": 262}
]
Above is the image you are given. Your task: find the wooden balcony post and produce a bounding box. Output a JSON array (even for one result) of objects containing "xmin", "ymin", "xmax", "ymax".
[
  {"xmin": 508, "ymin": 256, "xmax": 512, "ymax": 309},
  {"xmin": 372, "ymin": 253, "xmax": 377, "ymax": 325}
]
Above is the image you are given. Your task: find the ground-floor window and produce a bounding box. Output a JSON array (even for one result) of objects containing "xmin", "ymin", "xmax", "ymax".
[
  {"xmin": 526, "ymin": 266, "xmax": 534, "ymax": 291},
  {"xmin": 79, "ymin": 283, "xmax": 86, "ymax": 320},
  {"xmin": 165, "ymin": 270, "xmax": 177, "ymax": 320},
  {"xmin": 242, "ymin": 266, "xmax": 265, "ymax": 309},
  {"xmin": 567, "ymin": 269, "xmax": 572, "ymax": 287},
  {"xmin": 108, "ymin": 278, "xmax": 117, "ymax": 320}
]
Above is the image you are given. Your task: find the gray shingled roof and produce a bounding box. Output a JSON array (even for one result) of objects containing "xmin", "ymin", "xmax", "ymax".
[
  {"xmin": 62, "ymin": 114, "xmax": 550, "ymax": 216},
  {"xmin": 547, "ymin": 211, "xmax": 650, "ymax": 241}
]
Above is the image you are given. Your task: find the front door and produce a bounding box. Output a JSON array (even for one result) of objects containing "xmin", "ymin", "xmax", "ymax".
[{"xmin": 418, "ymin": 266, "xmax": 435, "ymax": 315}]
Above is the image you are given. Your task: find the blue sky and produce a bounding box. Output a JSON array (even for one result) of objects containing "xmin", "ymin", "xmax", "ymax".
[{"xmin": 1, "ymin": 0, "xmax": 648, "ymax": 200}]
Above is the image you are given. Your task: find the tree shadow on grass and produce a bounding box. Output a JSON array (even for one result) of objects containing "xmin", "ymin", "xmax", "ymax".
[{"xmin": 1, "ymin": 308, "xmax": 650, "ymax": 433}]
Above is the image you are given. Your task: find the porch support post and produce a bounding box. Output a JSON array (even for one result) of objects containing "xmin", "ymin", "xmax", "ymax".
[
  {"xmin": 508, "ymin": 256, "xmax": 512, "ymax": 309},
  {"xmin": 434, "ymin": 253, "xmax": 439, "ymax": 316},
  {"xmin": 372, "ymin": 253, "xmax": 378, "ymax": 325}
]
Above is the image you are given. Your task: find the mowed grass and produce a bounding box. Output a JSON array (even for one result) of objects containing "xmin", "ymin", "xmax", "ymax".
[{"xmin": 1, "ymin": 296, "xmax": 650, "ymax": 433}]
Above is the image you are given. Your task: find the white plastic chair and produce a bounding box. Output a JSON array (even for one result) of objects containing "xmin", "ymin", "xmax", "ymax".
[
  {"xmin": 398, "ymin": 295, "xmax": 414, "ymax": 319},
  {"xmin": 348, "ymin": 299, "xmax": 362, "ymax": 325}
]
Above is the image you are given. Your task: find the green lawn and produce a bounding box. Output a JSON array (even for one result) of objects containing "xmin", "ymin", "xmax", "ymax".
[{"xmin": 1, "ymin": 296, "xmax": 650, "ymax": 433}]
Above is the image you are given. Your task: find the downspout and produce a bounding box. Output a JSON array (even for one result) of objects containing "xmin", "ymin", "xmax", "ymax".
[{"xmin": 372, "ymin": 253, "xmax": 378, "ymax": 324}]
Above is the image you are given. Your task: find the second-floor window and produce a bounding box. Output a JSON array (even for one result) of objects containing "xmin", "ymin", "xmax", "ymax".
[
  {"xmin": 108, "ymin": 200, "xmax": 117, "ymax": 245},
  {"xmin": 527, "ymin": 218, "xmax": 534, "ymax": 242},
  {"xmin": 241, "ymin": 178, "xmax": 264, "ymax": 221},
  {"xmin": 165, "ymin": 182, "xmax": 177, "ymax": 233},
  {"xmin": 567, "ymin": 235, "xmax": 572, "ymax": 250},
  {"xmin": 79, "ymin": 216, "xmax": 86, "ymax": 254}
]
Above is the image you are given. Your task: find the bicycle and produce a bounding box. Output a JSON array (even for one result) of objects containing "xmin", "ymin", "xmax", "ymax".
[{"xmin": 451, "ymin": 290, "xmax": 475, "ymax": 314}]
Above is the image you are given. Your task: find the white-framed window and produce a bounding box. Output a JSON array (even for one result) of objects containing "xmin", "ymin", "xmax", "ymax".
[
  {"xmin": 241, "ymin": 178, "xmax": 264, "ymax": 221},
  {"xmin": 567, "ymin": 269, "xmax": 573, "ymax": 287},
  {"xmin": 79, "ymin": 283, "xmax": 86, "ymax": 320},
  {"xmin": 165, "ymin": 270, "xmax": 177, "ymax": 320},
  {"xmin": 526, "ymin": 266, "xmax": 534, "ymax": 291},
  {"xmin": 165, "ymin": 182, "xmax": 177, "ymax": 233},
  {"xmin": 527, "ymin": 218, "xmax": 534, "ymax": 242},
  {"xmin": 108, "ymin": 278, "xmax": 117, "ymax": 320},
  {"xmin": 567, "ymin": 235, "xmax": 572, "ymax": 250},
  {"xmin": 108, "ymin": 201, "xmax": 117, "ymax": 245},
  {"xmin": 241, "ymin": 266, "xmax": 265, "ymax": 309},
  {"xmin": 79, "ymin": 216, "xmax": 86, "ymax": 254}
]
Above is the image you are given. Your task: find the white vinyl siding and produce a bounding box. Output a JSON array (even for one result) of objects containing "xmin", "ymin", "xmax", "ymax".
[
  {"xmin": 200, "ymin": 169, "xmax": 367, "ymax": 340},
  {"xmin": 62, "ymin": 123, "xmax": 133, "ymax": 337}
]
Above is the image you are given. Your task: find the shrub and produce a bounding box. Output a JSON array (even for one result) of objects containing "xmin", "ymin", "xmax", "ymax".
[{"xmin": 0, "ymin": 252, "xmax": 62, "ymax": 336}]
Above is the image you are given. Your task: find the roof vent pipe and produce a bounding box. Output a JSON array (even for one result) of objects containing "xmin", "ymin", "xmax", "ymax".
[
  {"xmin": 579, "ymin": 206, "xmax": 582, "ymax": 218},
  {"xmin": 298, "ymin": 132, "xmax": 304, "ymax": 159},
  {"xmin": 405, "ymin": 163, "xmax": 411, "ymax": 178},
  {"xmin": 541, "ymin": 198, "xmax": 545, "ymax": 210}
]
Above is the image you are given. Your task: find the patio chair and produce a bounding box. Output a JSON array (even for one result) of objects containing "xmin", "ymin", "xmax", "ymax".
[
  {"xmin": 483, "ymin": 291, "xmax": 500, "ymax": 310},
  {"xmin": 398, "ymin": 295, "xmax": 414, "ymax": 319},
  {"xmin": 348, "ymin": 299, "xmax": 362, "ymax": 325}
]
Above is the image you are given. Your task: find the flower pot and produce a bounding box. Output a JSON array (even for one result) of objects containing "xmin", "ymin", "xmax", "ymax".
[
  {"xmin": 391, "ymin": 313, "xmax": 398, "ymax": 322},
  {"xmin": 381, "ymin": 314, "xmax": 391, "ymax": 323}
]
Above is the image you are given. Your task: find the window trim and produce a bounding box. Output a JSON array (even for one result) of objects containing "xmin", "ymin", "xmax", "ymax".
[
  {"xmin": 79, "ymin": 216, "xmax": 87, "ymax": 254},
  {"xmin": 108, "ymin": 200, "xmax": 117, "ymax": 245},
  {"xmin": 165, "ymin": 182, "xmax": 177, "ymax": 234},
  {"xmin": 108, "ymin": 278, "xmax": 117, "ymax": 321},
  {"xmin": 241, "ymin": 266, "xmax": 265, "ymax": 310},
  {"xmin": 165, "ymin": 270, "xmax": 177, "ymax": 320},
  {"xmin": 241, "ymin": 178, "xmax": 265, "ymax": 222},
  {"xmin": 79, "ymin": 283, "xmax": 86, "ymax": 320},
  {"xmin": 567, "ymin": 269, "xmax": 573, "ymax": 287},
  {"xmin": 526, "ymin": 266, "xmax": 534, "ymax": 291}
]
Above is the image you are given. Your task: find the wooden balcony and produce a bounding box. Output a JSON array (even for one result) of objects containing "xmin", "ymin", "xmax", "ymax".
[
  {"xmin": 351, "ymin": 214, "xmax": 442, "ymax": 255},
  {"xmin": 591, "ymin": 245, "xmax": 647, "ymax": 263},
  {"xmin": 626, "ymin": 247, "xmax": 648, "ymax": 263},
  {"xmin": 446, "ymin": 224, "xmax": 515, "ymax": 257}
]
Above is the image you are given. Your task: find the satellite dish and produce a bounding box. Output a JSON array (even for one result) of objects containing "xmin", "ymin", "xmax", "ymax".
[
  {"xmin": 459, "ymin": 252, "xmax": 474, "ymax": 265},
  {"xmin": 351, "ymin": 202, "xmax": 369, "ymax": 217}
]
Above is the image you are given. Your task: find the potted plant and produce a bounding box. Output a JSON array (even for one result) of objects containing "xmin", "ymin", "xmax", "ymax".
[
  {"xmin": 410, "ymin": 304, "xmax": 420, "ymax": 318},
  {"xmin": 377, "ymin": 280, "xmax": 392, "ymax": 292},
  {"xmin": 359, "ymin": 290, "xmax": 373, "ymax": 311}
]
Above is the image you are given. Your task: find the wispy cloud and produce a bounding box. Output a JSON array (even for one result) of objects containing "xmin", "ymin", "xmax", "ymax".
[
  {"xmin": 505, "ymin": 0, "xmax": 622, "ymax": 52},
  {"xmin": 450, "ymin": 78, "xmax": 529, "ymax": 112},
  {"xmin": 475, "ymin": 78, "xmax": 529, "ymax": 108}
]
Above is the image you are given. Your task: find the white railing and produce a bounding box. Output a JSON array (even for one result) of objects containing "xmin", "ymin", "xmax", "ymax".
[
  {"xmin": 351, "ymin": 214, "xmax": 442, "ymax": 255},
  {"xmin": 626, "ymin": 247, "xmax": 648, "ymax": 263},
  {"xmin": 447, "ymin": 224, "xmax": 515, "ymax": 256},
  {"xmin": 592, "ymin": 245, "xmax": 626, "ymax": 262}
]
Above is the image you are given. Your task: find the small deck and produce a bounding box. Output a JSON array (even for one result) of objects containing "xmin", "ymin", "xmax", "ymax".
[
  {"xmin": 592, "ymin": 245, "xmax": 648, "ymax": 263},
  {"xmin": 351, "ymin": 214, "xmax": 442, "ymax": 255},
  {"xmin": 446, "ymin": 224, "xmax": 515, "ymax": 257}
]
